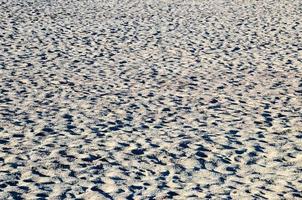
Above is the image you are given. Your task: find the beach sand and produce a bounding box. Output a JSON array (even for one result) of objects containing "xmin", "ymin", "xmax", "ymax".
[{"xmin": 0, "ymin": 0, "xmax": 301, "ymax": 199}]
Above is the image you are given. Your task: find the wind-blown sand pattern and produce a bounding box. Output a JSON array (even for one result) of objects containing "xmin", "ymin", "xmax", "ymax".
[{"xmin": 0, "ymin": 0, "xmax": 302, "ymax": 199}]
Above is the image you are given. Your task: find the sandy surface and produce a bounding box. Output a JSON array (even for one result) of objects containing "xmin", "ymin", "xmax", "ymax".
[{"xmin": 0, "ymin": 0, "xmax": 302, "ymax": 199}]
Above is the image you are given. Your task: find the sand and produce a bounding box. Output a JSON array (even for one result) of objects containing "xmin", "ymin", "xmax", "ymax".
[{"xmin": 0, "ymin": 0, "xmax": 301, "ymax": 199}]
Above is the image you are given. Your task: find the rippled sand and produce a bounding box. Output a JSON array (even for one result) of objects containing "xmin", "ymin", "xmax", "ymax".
[{"xmin": 0, "ymin": 0, "xmax": 302, "ymax": 199}]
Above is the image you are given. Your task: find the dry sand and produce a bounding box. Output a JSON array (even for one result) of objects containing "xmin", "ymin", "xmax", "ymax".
[{"xmin": 0, "ymin": 0, "xmax": 302, "ymax": 199}]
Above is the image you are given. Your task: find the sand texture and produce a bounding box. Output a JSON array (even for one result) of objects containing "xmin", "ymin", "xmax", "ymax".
[{"xmin": 0, "ymin": 0, "xmax": 302, "ymax": 199}]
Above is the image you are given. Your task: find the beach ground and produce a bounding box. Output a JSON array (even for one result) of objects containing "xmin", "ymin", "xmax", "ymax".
[{"xmin": 0, "ymin": 0, "xmax": 301, "ymax": 199}]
